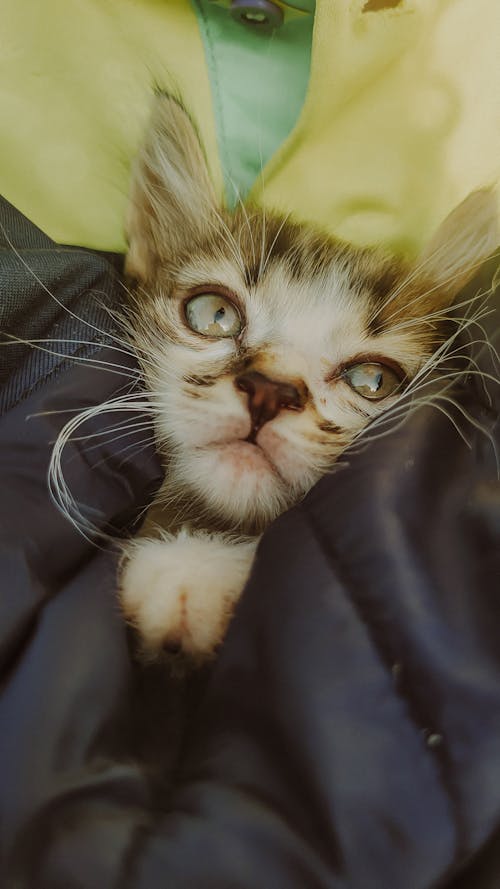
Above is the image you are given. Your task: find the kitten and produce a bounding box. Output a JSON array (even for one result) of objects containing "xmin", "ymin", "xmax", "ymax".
[{"xmin": 119, "ymin": 95, "xmax": 498, "ymax": 660}]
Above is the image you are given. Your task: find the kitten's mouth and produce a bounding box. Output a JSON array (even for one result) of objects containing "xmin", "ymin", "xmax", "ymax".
[{"xmin": 210, "ymin": 438, "xmax": 283, "ymax": 481}]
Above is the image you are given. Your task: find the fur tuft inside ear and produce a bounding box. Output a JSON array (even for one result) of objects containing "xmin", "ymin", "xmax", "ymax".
[
  {"xmin": 418, "ymin": 187, "xmax": 499, "ymax": 299},
  {"xmin": 125, "ymin": 94, "xmax": 218, "ymax": 282}
]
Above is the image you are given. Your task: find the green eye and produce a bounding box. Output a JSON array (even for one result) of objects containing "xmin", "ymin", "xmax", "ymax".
[
  {"xmin": 185, "ymin": 293, "xmax": 242, "ymax": 338},
  {"xmin": 343, "ymin": 362, "xmax": 402, "ymax": 400}
]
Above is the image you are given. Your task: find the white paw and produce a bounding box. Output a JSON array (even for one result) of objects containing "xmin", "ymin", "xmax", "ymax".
[{"xmin": 119, "ymin": 530, "xmax": 256, "ymax": 658}]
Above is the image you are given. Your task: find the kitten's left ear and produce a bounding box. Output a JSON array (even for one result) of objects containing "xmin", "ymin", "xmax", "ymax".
[
  {"xmin": 125, "ymin": 94, "xmax": 218, "ymax": 283},
  {"xmin": 417, "ymin": 187, "xmax": 499, "ymax": 300}
]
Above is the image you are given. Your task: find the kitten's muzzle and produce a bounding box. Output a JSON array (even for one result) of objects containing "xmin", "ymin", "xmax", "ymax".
[{"xmin": 235, "ymin": 371, "xmax": 305, "ymax": 441}]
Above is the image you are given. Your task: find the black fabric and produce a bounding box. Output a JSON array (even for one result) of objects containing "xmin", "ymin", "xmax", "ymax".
[
  {"xmin": 0, "ymin": 196, "xmax": 122, "ymax": 414},
  {"xmin": 1, "ymin": 199, "xmax": 500, "ymax": 888}
]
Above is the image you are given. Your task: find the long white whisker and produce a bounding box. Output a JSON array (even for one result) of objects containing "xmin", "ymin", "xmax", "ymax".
[
  {"xmin": 0, "ymin": 222, "xmax": 132, "ymax": 351},
  {"xmin": 47, "ymin": 393, "xmax": 164, "ymax": 540},
  {"xmin": 90, "ymin": 434, "xmax": 158, "ymax": 468},
  {"xmin": 1, "ymin": 332, "xmax": 142, "ymax": 379},
  {"xmin": 207, "ymin": 209, "xmax": 247, "ymax": 277},
  {"xmin": 261, "ymin": 211, "xmax": 292, "ymax": 277},
  {"xmin": 226, "ymin": 175, "xmax": 256, "ymax": 270},
  {"xmin": 78, "ymin": 422, "xmax": 155, "ymax": 453},
  {"xmin": 0, "ymin": 335, "xmax": 136, "ymax": 356},
  {"xmin": 68, "ymin": 416, "xmax": 154, "ymax": 444}
]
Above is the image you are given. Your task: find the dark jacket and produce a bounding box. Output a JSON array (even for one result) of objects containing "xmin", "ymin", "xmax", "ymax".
[{"xmin": 1, "ymin": 197, "xmax": 499, "ymax": 888}]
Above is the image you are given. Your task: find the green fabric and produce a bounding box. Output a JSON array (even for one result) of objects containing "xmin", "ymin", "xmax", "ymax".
[
  {"xmin": 191, "ymin": 0, "xmax": 314, "ymax": 206},
  {"xmin": 285, "ymin": 0, "xmax": 315, "ymax": 10}
]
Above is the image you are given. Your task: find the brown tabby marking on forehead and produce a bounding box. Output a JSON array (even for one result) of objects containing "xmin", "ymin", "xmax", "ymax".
[
  {"xmin": 243, "ymin": 260, "xmax": 260, "ymax": 289},
  {"xmin": 183, "ymin": 373, "xmax": 217, "ymax": 387},
  {"xmin": 228, "ymin": 210, "xmax": 345, "ymax": 284},
  {"xmin": 227, "ymin": 206, "xmax": 400, "ymax": 307},
  {"xmin": 182, "ymin": 386, "xmax": 202, "ymax": 399},
  {"xmin": 360, "ymin": 263, "xmax": 411, "ymax": 336},
  {"xmin": 317, "ymin": 421, "xmax": 343, "ymax": 435}
]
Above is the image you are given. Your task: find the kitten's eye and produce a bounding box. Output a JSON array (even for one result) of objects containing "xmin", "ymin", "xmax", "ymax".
[
  {"xmin": 342, "ymin": 362, "xmax": 402, "ymax": 400},
  {"xmin": 185, "ymin": 293, "xmax": 242, "ymax": 338}
]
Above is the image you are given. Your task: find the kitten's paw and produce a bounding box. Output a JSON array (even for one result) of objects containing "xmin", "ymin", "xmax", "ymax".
[{"xmin": 119, "ymin": 530, "xmax": 255, "ymax": 659}]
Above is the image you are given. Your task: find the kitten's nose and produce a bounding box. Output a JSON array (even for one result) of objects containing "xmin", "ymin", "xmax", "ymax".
[{"xmin": 235, "ymin": 370, "xmax": 304, "ymax": 439}]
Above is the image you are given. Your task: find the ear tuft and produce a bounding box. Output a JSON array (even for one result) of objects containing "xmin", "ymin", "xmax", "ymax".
[
  {"xmin": 418, "ymin": 187, "xmax": 499, "ymax": 298},
  {"xmin": 125, "ymin": 94, "xmax": 218, "ymax": 282}
]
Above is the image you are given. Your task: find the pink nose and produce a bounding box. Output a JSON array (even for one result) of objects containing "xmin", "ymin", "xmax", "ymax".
[{"xmin": 235, "ymin": 371, "xmax": 304, "ymax": 439}]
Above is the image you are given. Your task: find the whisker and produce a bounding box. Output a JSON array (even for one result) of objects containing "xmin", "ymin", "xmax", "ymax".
[
  {"xmin": 47, "ymin": 393, "xmax": 164, "ymax": 540},
  {"xmin": 0, "ymin": 222, "xmax": 133, "ymax": 351},
  {"xmin": 30, "ymin": 390, "xmax": 160, "ymax": 420},
  {"xmin": 1, "ymin": 332, "xmax": 142, "ymax": 379},
  {"xmin": 69, "ymin": 416, "xmax": 154, "ymax": 444},
  {"xmin": 227, "ymin": 175, "xmax": 257, "ymax": 271},
  {"xmin": 383, "ymin": 293, "xmax": 492, "ymax": 335},
  {"xmin": 0, "ymin": 334, "xmax": 136, "ymax": 358},
  {"xmin": 261, "ymin": 211, "xmax": 292, "ymax": 277},
  {"xmin": 79, "ymin": 422, "xmax": 155, "ymax": 453},
  {"xmin": 91, "ymin": 433, "xmax": 158, "ymax": 469},
  {"xmin": 211, "ymin": 215, "xmax": 246, "ymax": 276}
]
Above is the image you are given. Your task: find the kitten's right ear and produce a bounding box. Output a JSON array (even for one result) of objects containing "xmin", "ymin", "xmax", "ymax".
[
  {"xmin": 125, "ymin": 94, "xmax": 218, "ymax": 282},
  {"xmin": 417, "ymin": 188, "xmax": 499, "ymax": 299}
]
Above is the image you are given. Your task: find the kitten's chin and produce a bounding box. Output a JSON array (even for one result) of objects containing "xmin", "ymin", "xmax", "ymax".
[
  {"xmin": 215, "ymin": 440, "xmax": 275, "ymax": 474},
  {"xmin": 176, "ymin": 440, "xmax": 293, "ymax": 528}
]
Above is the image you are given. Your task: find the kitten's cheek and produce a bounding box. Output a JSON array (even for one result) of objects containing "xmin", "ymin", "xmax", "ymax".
[
  {"xmin": 199, "ymin": 417, "xmax": 250, "ymax": 447},
  {"xmin": 160, "ymin": 410, "xmax": 250, "ymax": 448}
]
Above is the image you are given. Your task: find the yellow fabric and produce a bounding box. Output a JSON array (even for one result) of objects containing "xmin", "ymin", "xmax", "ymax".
[
  {"xmin": 0, "ymin": 0, "xmax": 222, "ymax": 249},
  {"xmin": 1, "ymin": 0, "xmax": 499, "ymax": 254},
  {"xmin": 254, "ymin": 0, "xmax": 500, "ymax": 253}
]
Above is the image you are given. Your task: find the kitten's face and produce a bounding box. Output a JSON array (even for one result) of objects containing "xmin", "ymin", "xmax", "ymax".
[
  {"xmin": 125, "ymin": 97, "xmax": 498, "ymax": 531},
  {"xmin": 131, "ymin": 216, "xmax": 437, "ymax": 527}
]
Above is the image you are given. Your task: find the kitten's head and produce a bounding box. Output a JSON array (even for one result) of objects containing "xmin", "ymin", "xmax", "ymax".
[{"xmin": 125, "ymin": 96, "xmax": 498, "ymax": 531}]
